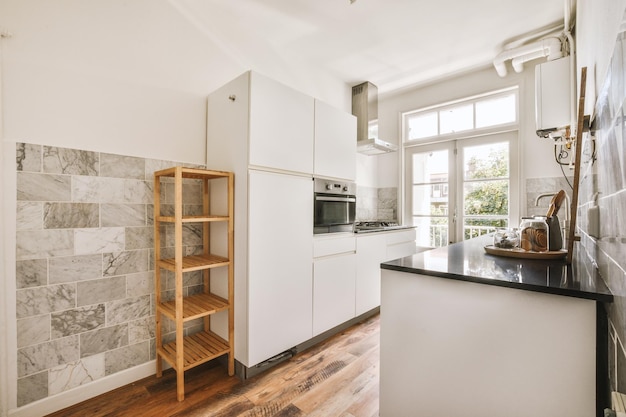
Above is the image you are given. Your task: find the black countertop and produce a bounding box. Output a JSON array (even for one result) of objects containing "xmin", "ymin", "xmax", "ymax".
[{"xmin": 381, "ymin": 234, "xmax": 613, "ymax": 302}]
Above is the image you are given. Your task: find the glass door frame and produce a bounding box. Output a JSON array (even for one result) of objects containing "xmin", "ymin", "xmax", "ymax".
[
  {"xmin": 455, "ymin": 131, "xmax": 520, "ymax": 241},
  {"xmin": 401, "ymin": 130, "xmax": 519, "ymax": 246},
  {"xmin": 403, "ymin": 140, "xmax": 457, "ymax": 246}
]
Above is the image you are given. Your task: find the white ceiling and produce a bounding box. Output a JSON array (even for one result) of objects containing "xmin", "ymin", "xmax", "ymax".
[{"xmin": 172, "ymin": 0, "xmax": 567, "ymax": 94}]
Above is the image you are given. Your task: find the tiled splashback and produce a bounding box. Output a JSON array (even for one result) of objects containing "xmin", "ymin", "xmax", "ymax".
[
  {"xmin": 356, "ymin": 185, "xmax": 397, "ymax": 221},
  {"xmin": 14, "ymin": 143, "xmax": 203, "ymax": 407},
  {"xmin": 576, "ymin": 31, "xmax": 626, "ymax": 394}
]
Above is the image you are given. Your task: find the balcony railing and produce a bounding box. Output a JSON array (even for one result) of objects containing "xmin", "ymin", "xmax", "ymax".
[{"xmin": 427, "ymin": 224, "xmax": 497, "ymax": 247}]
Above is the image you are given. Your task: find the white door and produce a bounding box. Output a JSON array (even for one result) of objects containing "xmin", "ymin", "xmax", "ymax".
[
  {"xmin": 404, "ymin": 132, "xmax": 518, "ymax": 246},
  {"xmin": 247, "ymin": 170, "xmax": 313, "ymax": 366}
]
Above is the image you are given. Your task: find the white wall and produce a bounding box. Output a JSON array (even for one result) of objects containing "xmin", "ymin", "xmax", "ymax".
[
  {"xmin": 0, "ymin": 0, "xmax": 352, "ymax": 163},
  {"xmin": 577, "ymin": 0, "xmax": 626, "ymax": 115}
]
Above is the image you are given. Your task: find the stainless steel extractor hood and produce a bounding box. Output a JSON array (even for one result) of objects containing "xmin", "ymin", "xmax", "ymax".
[{"xmin": 352, "ymin": 82, "xmax": 398, "ymax": 155}]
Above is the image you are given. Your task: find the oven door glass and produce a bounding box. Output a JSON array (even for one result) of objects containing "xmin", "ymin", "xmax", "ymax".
[{"xmin": 314, "ymin": 194, "xmax": 356, "ymax": 226}]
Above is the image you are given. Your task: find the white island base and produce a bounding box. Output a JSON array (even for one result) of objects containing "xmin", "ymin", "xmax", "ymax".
[{"xmin": 380, "ymin": 270, "xmax": 597, "ymax": 417}]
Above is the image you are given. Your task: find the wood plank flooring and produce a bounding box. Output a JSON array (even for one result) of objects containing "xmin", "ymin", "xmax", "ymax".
[{"xmin": 45, "ymin": 314, "xmax": 380, "ymax": 417}]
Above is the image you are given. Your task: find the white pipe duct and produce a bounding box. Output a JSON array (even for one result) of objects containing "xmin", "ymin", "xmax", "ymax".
[{"xmin": 493, "ymin": 37, "xmax": 564, "ymax": 77}]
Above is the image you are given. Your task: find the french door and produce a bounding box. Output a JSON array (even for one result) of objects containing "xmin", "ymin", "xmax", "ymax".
[{"xmin": 404, "ymin": 131, "xmax": 518, "ymax": 247}]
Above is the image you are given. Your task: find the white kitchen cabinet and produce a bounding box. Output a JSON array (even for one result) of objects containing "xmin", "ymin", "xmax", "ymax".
[
  {"xmin": 355, "ymin": 233, "xmax": 387, "ymax": 315},
  {"xmin": 313, "ymin": 235, "xmax": 356, "ymax": 336},
  {"xmin": 207, "ymin": 70, "xmax": 314, "ymax": 175},
  {"xmin": 314, "ymin": 99, "xmax": 357, "ymax": 181},
  {"xmin": 248, "ymin": 170, "xmax": 313, "ymax": 367},
  {"xmin": 249, "ymin": 73, "xmax": 314, "ymax": 174},
  {"xmin": 386, "ymin": 228, "xmax": 417, "ymax": 260},
  {"xmin": 355, "ymin": 228, "xmax": 417, "ymax": 315}
]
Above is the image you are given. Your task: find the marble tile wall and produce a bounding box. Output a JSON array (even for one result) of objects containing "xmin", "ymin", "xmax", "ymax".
[
  {"xmin": 356, "ymin": 185, "xmax": 398, "ymax": 221},
  {"xmin": 574, "ymin": 31, "xmax": 626, "ymax": 396},
  {"xmin": 15, "ymin": 143, "xmax": 204, "ymax": 406}
]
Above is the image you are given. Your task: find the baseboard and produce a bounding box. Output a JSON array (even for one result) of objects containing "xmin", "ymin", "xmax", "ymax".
[{"xmin": 8, "ymin": 361, "xmax": 156, "ymax": 417}]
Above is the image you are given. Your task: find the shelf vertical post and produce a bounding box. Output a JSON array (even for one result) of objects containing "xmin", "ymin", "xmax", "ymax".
[
  {"xmin": 174, "ymin": 167, "xmax": 185, "ymax": 401},
  {"xmin": 154, "ymin": 171, "xmax": 163, "ymax": 378}
]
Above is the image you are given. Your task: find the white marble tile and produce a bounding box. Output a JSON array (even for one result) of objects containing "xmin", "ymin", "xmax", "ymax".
[
  {"xmin": 17, "ymin": 202, "xmax": 43, "ymax": 231},
  {"xmin": 74, "ymin": 228, "xmax": 125, "ymax": 255},
  {"xmin": 145, "ymin": 159, "xmax": 177, "ymax": 179},
  {"xmin": 17, "ymin": 372, "xmax": 47, "ymax": 407},
  {"xmin": 100, "ymin": 153, "xmax": 145, "ymax": 180},
  {"xmin": 101, "ymin": 204, "xmax": 146, "ymax": 227},
  {"xmin": 48, "ymin": 254, "xmax": 102, "ymax": 284},
  {"xmin": 106, "ymin": 295, "xmax": 151, "ymax": 325},
  {"xmin": 76, "ymin": 276, "xmax": 126, "ymax": 307},
  {"xmin": 80, "ymin": 324, "xmax": 128, "ymax": 358},
  {"xmin": 17, "ymin": 172, "xmax": 71, "ymax": 202},
  {"xmin": 17, "ymin": 335, "xmax": 80, "ymax": 377},
  {"xmin": 51, "ymin": 304, "xmax": 106, "ymax": 338},
  {"xmin": 17, "ymin": 315, "xmax": 51, "ymax": 348},
  {"xmin": 72, "ymin": 176, "xmax": 125, "ymax": 203},
  {"xmin": 126, "ymin": 271, "xmax": 154, "ymax": 297},
  {"xmin": 16, "ymin": 143, "xmax": 42, "ymax": 173},
  {"xmin": 182, "ymin": 182, "xmax": 203, "ymax": 205},
  {"xmin": 16, "ymin": 259, "xmax": 48, "ymax": 289},
  {"xmin": 48, "ymin": 354, "xmax": 105, "ymax": 396},
  {"xmin": 103, "ymin": 249, "xmax": 150, "ymax": 277},
  {"xmin": 43, "ymin": 203, "xmax": 99, "ymax": 229},
  {"xmin": 124, "ymin": 227, "xmax": 152, "ymax": 250},
  {"xmin": 128, "ymin": 317, "xmax": 155, "ymax": 344},
  {"xmin": 104, "ymin": 342, "xmax": 149, "ymax": 375},
  {"xmin": 16, "ymin": 229, "xmax": 74, "ymax": 260},
  {"xmin": 43, "ymin": 146, "xmax": 99, "ymax": 176},
  {"xmin": 124, "ymin": 180, "xmax": 153, "ymax": 204},
  {"xmin": 16, "ymin": 284, "xmax": 76, "ymax": 319}
]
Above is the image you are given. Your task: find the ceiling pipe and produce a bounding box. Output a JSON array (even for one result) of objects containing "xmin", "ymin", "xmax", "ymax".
[{"xmin": 493, "ymin": 37, "xmax": 564, "ymax": 77}]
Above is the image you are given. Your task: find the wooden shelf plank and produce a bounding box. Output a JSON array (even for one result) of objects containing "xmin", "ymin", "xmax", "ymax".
[
  {"xmin": 157, "ymin": 331, "xmax": 230, "ymax": 371},
  {"xmin": 157, "ymin": 293, "xmax": 230, "ymax": 321},
  {"xmin": 157, "ymin": 254, "xmax": 230, "ymax": 272},
  {"xmin": 157, "ymin": 215, "xmax": 229, "ymax": 223},
  {"xmin": 154, "ymin": 167, "xmax": 232, "ymax": 180}
]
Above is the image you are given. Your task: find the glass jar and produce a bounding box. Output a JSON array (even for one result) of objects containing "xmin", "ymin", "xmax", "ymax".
[
  {"xmin": 493, "ymin": 228, "xmax": 520, "ymax": 249},
  {"xmin": 520, "ymin": 216, "xmax": 549, "ymax": 252}
]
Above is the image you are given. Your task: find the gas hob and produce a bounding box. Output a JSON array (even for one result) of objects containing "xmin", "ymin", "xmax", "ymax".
[{"xmin": 353, "ymin": 221, "xmax": 412, "ymax": 233}]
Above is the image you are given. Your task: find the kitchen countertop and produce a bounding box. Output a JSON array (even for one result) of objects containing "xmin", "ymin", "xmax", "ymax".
[{"xmin": 381, "ymin": 234, "xmax": 613, "ymax": 302}]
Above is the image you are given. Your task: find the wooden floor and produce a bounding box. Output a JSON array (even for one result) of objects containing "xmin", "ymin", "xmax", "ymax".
[{"xmin": 46, "ymin": 314, "xmax": 380, "ymax": 417}]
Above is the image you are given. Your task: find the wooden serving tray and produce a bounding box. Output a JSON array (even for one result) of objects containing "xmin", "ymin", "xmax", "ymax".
[{"xmin": 484, "ymin": 245, "xmax": 568, "ymax": 260}]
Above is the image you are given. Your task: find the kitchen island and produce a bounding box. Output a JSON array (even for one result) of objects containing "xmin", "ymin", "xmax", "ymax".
[{"xmin": 379, "ymin": 235, "xmax": 612, "ymax": 417}]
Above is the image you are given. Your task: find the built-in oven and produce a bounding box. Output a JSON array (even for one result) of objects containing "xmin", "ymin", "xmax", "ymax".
[{"xmin": 313, "ymin": 178, "xmax": 356, "ymax": 234}]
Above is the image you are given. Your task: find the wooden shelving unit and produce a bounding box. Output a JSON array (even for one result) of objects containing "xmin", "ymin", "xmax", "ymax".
[{"xmin": 153, "ymin": 166, "xmax": 234, "ymax": 401}]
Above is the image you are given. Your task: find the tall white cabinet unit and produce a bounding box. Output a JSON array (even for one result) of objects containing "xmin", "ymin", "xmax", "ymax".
[
  {"xmin": 247, "ymin": 170, "xmax": 313, "ymax": 366},
  {"xmin": 314, "ymin": 99, "xmax": 357, "ymax": 180},
  {"xmin": 207, "ymin": 71, "xmax": 330, "ymax": 370}
]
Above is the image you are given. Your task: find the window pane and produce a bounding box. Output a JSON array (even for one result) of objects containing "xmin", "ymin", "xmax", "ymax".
[
  {"xmin": 412, "ymin": 185, "xmax": 448, "ymax": 216},
  {"xmin": 412, "ymin": 150, "xmax": 448, "ymax": 183},
  {"xmin": 463, "ymin": 180, "xmax": 509, "ymax": 216},
  {"xmin": 439, "ymin": 104, "xmax": 473, "ymax": 134},
  {"xmin": 413, "ymin": 216, "xmax": 448, "ymax": 247},
  {"xmin": 463, "ymin": 142, "xmax": 509, "ymax": 180},
  {"xmin": 407, "ymin": 112, "xmax": 438, "ymax": 140},
  {"xmin": 411, "ymin": 149, "xmax": 450, "ymax": 247},
  {"xmin": 463, "ymin": 217, "xmax": 508, "ymax": 240},
  {"xmin": 475, "ymin": 94, "xmax": 516, "ymax": 128}
]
